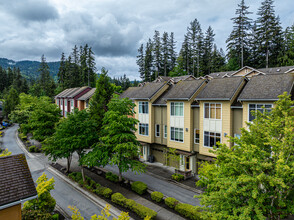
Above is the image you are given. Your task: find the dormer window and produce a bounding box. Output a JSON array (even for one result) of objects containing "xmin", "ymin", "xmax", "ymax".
[{"xmin": 139, "ymin": 102, "xmax": 148, "ymax": 114}]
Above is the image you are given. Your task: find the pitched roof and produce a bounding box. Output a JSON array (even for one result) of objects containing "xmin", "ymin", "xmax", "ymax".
[
  {"xmin": 120, "ymin": 82, "xmax": 167, "ymax": 100},
  {"xmin": 55, "ymin": 87, "xmax": 90, "ymax": 98},
  {"xmin": 258, "ymin": 66, "xmax": 294, "ymax": 75},
  {"xmin": 77, "ymin": 88, "xmax": 96, "ymax": 101},
  {"xmin": 67, "ymin": 86, "xmax": 90, "ymax": 98},
  {"xmin": 163, "ymin": 79, "xmax": 206, "ymax": 100},
  {"xmin": 0, "ymin": 154, "xmax": 37, "ymax": 209},
  {"xmin": 196, "ymin": 77, "xmax": 246, "ymax": 101},
  {"xmin": 238, "ymin": 73, "xmax": 294, "ymax": 101},
  {"xmin": 152, "ymin": 85, "xmax": 175, "ymax": 105}
]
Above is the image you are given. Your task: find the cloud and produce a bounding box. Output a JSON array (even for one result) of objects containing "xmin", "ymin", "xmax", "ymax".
[
  {"xmin": 0, "ymin": 0, "xmax": 293, "ymax": 80},
  {"xmin": 0, "ymin": 0, "xmax": 59, "ymax": 22}
]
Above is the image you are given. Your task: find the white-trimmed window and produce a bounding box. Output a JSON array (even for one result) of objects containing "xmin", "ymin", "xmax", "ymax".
[
  {"xmin": 171, "ymin": 102, "xmax": 184, "ymax": 116},
  {"xmin": 164, "ymin": 125, "xmax": 167, "ymax": 139},
  {"xmin": 60, "ymin": 99, "xmax": 62, "ymax": 106},
  {"xmin": 155, "ymin": 124, "xmax": 160, "ymax": 137},
  {"xmin": 204, "ymin": 103, "xmax": 221, "ymax": 119},
  {"xmin": 194, "ymin": 129, "xmax": 200, "ymax": 144},
  {"xmin": 204, "ymin": 131, "xmax": 221, "ymax": 147},
  {"xmin": 249, "ymin": 104, "xmax": 272, "ymax": 122},
  {"xmin": 170, "ymin": 127, "xmax": 183, "ymax": 142},
  {"xmin": 234, "ymin": 134, "xmax": 241, "ymax": 146},
  {"xmin": 64, "ymin": 99, "xmax": 67, "ymax": 108},
  {"xmin": 71, "ymin": 100, "xmax": 74, "ymax": 107},
  {"xmin": 139, "ymin": 123, "xmax": 149, "ymax": 136},
  {"xmin": 86, "ymin": 100, "xmax": 89, "ymax": 108},
  {"xmin": 139, "ymin": 102, "xmax": 148, "ymax": 114}
]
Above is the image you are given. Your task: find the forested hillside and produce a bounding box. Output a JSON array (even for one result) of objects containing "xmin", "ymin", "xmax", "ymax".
[{"xmin": 0, "ymin": 58, "xmax": 60, "ymax": 80}]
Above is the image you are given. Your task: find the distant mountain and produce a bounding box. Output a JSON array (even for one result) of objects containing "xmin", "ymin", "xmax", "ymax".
[{"xmin": 0, "ymin": 58, "xmax": 60, "ymax": 81}]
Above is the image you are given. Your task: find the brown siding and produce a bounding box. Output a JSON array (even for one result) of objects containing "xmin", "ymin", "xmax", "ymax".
[{"xmin": 0, "ymin": 204, "xmax": 21, "ymax": 220}]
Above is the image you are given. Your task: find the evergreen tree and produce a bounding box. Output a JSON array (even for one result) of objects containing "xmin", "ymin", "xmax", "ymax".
[
  {"xmin": 202, "ymin": 26, "xmax": 215, "ymax": 75},
  {"xmin": 0, "ymin": 67, "xmax": 8, "ymax": 93},
  {"xmin": 38, "ymin": 55, "xmax": 56, "ymax": 98},
  {"xmin": 179, "ymin": 34, "xmax": 191, "ymax": 74},
  {"xmin": 226, "ymin": 0, "xmax": 252, "ymax": 69},
  {"xmin": 3, "ymin": 87, "xmax": 19, "ymax": 119},
  {"xmin": 169, "ymin": 32, "xmax": 177, "ymax": 74},
  {"xmin": 211, "ymin": 45, "xmax": 226, "ymax": 73},
  {"xmin": 187, "ymin": 19, "xmax": 203, "ymax": 76},
  {"xmin": 153, "ymin": 30, "xmax": 162, "ymax": 77},
  {"xmin": 87, "ymin": 46, "xmax": 96, "ymax": 87},
  {"xmin": 162, "ymin": 32, "xmax": 169, "ymax": 76},
  {"xmin": 57, "ymin": 52, "xmax": 66, "ymax": 89},
  {"xmin": 279, "ymin": 24, "xmax": 294, "ymax": 66},
  {"xmin": 136, "ymin": 44, "xmax": 145, "ymax": 81},
  {"xmin": 255, "ymin": 0, "xmax": 283, "ymax": 68},
  {"xmin": 144, "ymin": 39, "xmax": 153, "ymax": 82}
]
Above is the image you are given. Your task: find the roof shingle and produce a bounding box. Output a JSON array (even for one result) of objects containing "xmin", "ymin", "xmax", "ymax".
[
  {"xmin": 0, "ymin": 154, "xmax": 37, "ymax": 208},
  {"xmin": 238, "ymin": 73, "xmax": 294, "ymax": 101}
]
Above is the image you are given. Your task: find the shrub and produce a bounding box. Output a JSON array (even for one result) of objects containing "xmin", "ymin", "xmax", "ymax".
[
  {"xmin": 78, "ymin": 179, "xmax": 85, "ymax": 186},
  {"xmin": 22, "ymin": 209, "xmax": 53, "ymax": 220},
  {"xmin": 125, "ymin": 199, "xmax": 136, "ymax": 209},
  {"xmin": 102, "ymin": 188, "xmax": 113, "ymax": 198},
  {"xmin": 95, "ymin": 186, "xmax": 107, "ymax": 196},
  {"xmin": 29, "ymin": 145, "xmax": 36, "ymax": 152},
  {"xmin": 68, "ymin": 172, "xmax": 83, "ymax": 182},
  {"xmin": 151, "ymin": 191, "xmax": 164, "ymax": 203},
  {"xmin": 89, "ymin": 179, "xmax": 97, "ymax": 188},
  {"xmin": 130, "ymin": 201, "xmax": 157, "ymax": 219},
  {"xmin": 172, "ymin": 173, "xmax": 184, "ymax": 181},
  {"xmin": 19, "ymin": 133, "xmax": 27, "ymax": 141},
  {"xmin": 165, "ymin": 197, "xmax": 178, "ymax": 209},
  {"xmin": 131, "ymin": 181, "xmax": 147, "ymax": 195},
  {"xmin": 51, "ymin": 213, "xmax": 59, "ymax": 220},
  {"xmin": 111, "ymin": 193, "xmax": 127, "ymax": 206},
  {"xmin": 106, "ymin": 171, "xmax": 119, "ymax": 183},
  {"xmin": 175, "ymin": 203, "xmax": 202, "ymax": 220}
]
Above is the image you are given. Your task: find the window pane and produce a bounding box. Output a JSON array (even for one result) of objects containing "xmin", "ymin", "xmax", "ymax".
[
  {"xmin": 205, "ymin": 103, "xmax": 209, "ymax": 118},
  {"xmin": 171, "ymin": 127, "xmax": 174, "ymax": 140},
  {"xmin": 179, "ymin": 128, "xmax": 183, "ymax": 142},
  {"xmin": 204, "ymin": 131, "xmax": 209, "ymax": 146},
  {"xmin": 216, "ymin": 107, "xmax": 221, "ymax": 119},
  {"xmin": 180, "ymin": 104, "xmax": 183, "ymax": 116},
  {"xmin": 171, "ymin": 103, "xmax": 174, "ymax": 116},
  {"xmin": 210, "ymin": 105, "xmax": 216, "ymax": 119}
]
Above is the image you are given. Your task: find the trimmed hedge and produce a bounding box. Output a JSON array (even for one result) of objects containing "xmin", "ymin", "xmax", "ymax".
[
  {"xmin": 151, "ymin": 191, "xmax": 164, "ymax": 203},
  {"xmin": 172, "ymin": 173, "xmax": 184, "ymax": 181},
  {"xmin": 111, "ymin": 192, "xmax": 157, "ymax": 219},
  {"xmin": 175, "ymin": 203, "xmax": 202, "ymax": 220},
  {"xmin": 164, "ymin": 197, "xmax": 178, "ymax": 209},
  {"xmin": 102, "ymin": 188, "xmax": 113, "ymax": 198},
  {"xmin": 131, "ymin": 181, "xmax": 147, "ymax": 195},
  {"xmin": 22, "ymin": 209, "xmax": 54, "ymax": 220},
  {"xmin": 105, "ymin": 172, "xmax": 119, "ymax": 183}
]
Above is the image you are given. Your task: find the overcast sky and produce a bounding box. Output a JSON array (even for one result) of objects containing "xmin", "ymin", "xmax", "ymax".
[{"xmin": 0, "ymin": 0, "xmax": 293, "ymax": 80}]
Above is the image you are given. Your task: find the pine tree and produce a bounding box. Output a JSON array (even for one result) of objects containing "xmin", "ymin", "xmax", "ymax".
[
  {"xmin": 38, "ymin": 55, "xmax": 56, "ymax": 98},
  {"xmin": 187, "ymin": 19, "xmax": 203, "ymax": 76},
  {"xmin": 162, "ymin": 32, "xmax": 169, "ymax": 76},
  {"xmin": 279, "ymin": 24, "xmax": 294, "ymax": 66},
  {"xmin": 226, "ymin": 0, "xmax": 252, "ymax": 69},
  {"xmin": 87, "ymin": 46, "xmax": 96, "ymax": 87},
  {"xmin": 153, "ymin": 30, "xmax": 162, "ymax": 77},
  {"xmin": 57, "ymin": 52, "xmax": 66, "ymax": 89},
  {"xmin": 0, "ymin": 67, "xmax": 7, "ymax": 93},
  {"xmin": 169, "ymin": 32, "xmax": 177, "ymax": 74},
  {"xmin": 179, "ymin": 34, "xmax": 191, "ymax": 74},
  {"xmin": 136, "ymin": 44, "xmax": 145, "ymax": 81},
  {"xmin": 202, "ymin": 26, "xmax": 215, "ymax": 75},
  {"xmin": 255, "ymin": 0, "xmax": 283, "ymax": 68},
  {"xmin": 144, "ymin": 39, "xmax": 153, "ymax": 82},
  {"xmin": 211, "ymin": 45, "xmax": 226, "ymax": 73},
  {"xmin": 71, "ymin": 45, "xmax": 81, "ymax": 86}
]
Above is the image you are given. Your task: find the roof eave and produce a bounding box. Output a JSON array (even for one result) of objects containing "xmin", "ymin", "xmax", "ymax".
[
  {"xmin": 0, "ymin": 194, "xmax": 38, "ymax": 211},
  {"xmin": 196, "ymin": 98, "xmax": 231, "ymax": 101},
  {"xmin": 238, "ymin": 98, "xmax": 279, "ymax": 102}
]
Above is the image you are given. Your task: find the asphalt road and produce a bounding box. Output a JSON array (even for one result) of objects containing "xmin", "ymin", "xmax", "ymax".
[
  {"xmin": 104, "ymin": 165, "xmax": 201, "ymax": 206},
  {"xmin": 2, "ymin": 124, "xmax": 106, "ymax": 219}
]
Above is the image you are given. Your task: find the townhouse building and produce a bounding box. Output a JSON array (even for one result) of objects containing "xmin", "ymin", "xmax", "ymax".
[{"xmin": 121, "ymin": 66, "xmax": 294, "ymax": 175}]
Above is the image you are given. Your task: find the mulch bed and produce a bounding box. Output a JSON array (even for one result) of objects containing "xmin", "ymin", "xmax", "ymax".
[{"xmin": 51, "ymin": 162, "xmax": 188, "ymax": 220}]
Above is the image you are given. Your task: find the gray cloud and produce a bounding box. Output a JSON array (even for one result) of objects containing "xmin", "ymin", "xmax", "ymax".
[
  {"xmin": 0, "ymin": 0, "xmax": 59, "ymax": 22},
  {"xmin": 0, "ymin": 0, "xmax": 293, "ymax": 80}
]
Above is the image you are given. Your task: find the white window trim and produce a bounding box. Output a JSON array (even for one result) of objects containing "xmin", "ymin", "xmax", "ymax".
[
  {"xmin": 170, "ymin": 102, "xmax": 184, "ymax": 117},
  {"xmin": 203, "ymin": 131, "xmax": 222, "ymax": 148},
  {"xmin": 164, "ymin": 125, "xmax": 167, "ymax": 139},
  {"xmin": 170, "ymin": 127, "xmax": 184, "ymax": 143},
  {"xmin": 155, "ymin": 124, "xmax": 160, "ymax": 137},
  {"xmin": 248, "ymin": 103, "xmax": 273, "ymax": 122},
  {"xmin": 204, "ymin": 102, "xmax": 222, "ymax": 120},
  {"xmin": 194, "ymin": 128, "xmax": 200, "ymax": 144},
  {"xmin": 139, "ymin": 123, "xmax": 149, "ymax": 136},
  {"xmin": 139, "ymin": 101, "xmax": 149, "ymax": 114}
]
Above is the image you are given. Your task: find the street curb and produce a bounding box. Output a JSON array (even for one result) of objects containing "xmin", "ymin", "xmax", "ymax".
[
  {"xmin": 55, "ymin": 203, "xmax": 71, "ymax": 220},
  {"xmin": 15, "ymin": 128, "xmax": 35, "ymax": 159},
  {"xmin": 47, "ymin": 166, "xmax": 125, "ymax": 219}
]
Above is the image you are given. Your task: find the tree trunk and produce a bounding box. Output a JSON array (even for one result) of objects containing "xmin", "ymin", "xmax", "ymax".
[
  {"xmin": 118, "ymin": 164, "xmax": 123, "ymax": 182},
  {"xmin": 66, "ymin": 154, "xmax": 72, "ymax": 173},
  {"xmin": 78, "ymin": 153, "xmax": 86, "ymax": 182}
]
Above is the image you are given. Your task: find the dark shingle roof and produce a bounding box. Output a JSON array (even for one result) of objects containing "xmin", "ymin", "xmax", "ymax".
[
  {"xmin": 209, "ymin": 70, "xmax": 235, "ymax": 78},
  {"xmin": 55, "ymin": 87, "xmax": 90, "ymax": 98},
  {"xmin": 120, "ymin": 82, "xmax": 167, "ymax": 100},
  {"xmin": 258, "ymin": 66, "xmax": 294, "ymax": 75},
  {"xmin": 0, "ymin": 154, "xmax": 37, "ymax": 208},
  {"xmin": 238, "ymin": 73, "xmax": 294, "ymax": 101},
  {"xmin": 67, "ymin": 86, "xmax": 90, "ymax": 98},
  {"xmin": 77, "ymin": 88, "xmax": 96, "ymax": 101},
  {"xmin": 164, "ymin": 80, "xmax": 206, "ymax": 100},
  {"xmin": 152, "ymin": 85, "xmax": 175, "ymax": 105},
  {"xmin": 196, "ymin": 77, "xmax": 246, "ymax": 100}
]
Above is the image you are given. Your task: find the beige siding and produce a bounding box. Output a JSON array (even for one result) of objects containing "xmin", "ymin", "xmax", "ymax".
[
  {"xmin": 0, "ymin": 204, "xmax": 21, "ymax": 220},
  {"xmin": 233, "ymin": 108, "xmax": 243, "ymax": 135},
  {"xmin": 242, "ymin": 101, "xmax": 275, "ymax": 128},
  {"xmin": 134, "ymin": 101, "xmax": 152, "ymax": 143},
  {"xmin": 233, "ymin": 67, "xmax": 252, "ymax": 76},
  {"xmin": 154, "ymin": 106, "xmax": 162, "ymax": 144},
  {"xmin": 193, "ymin": 108, "xmax": 200, "ymax": 152}
]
